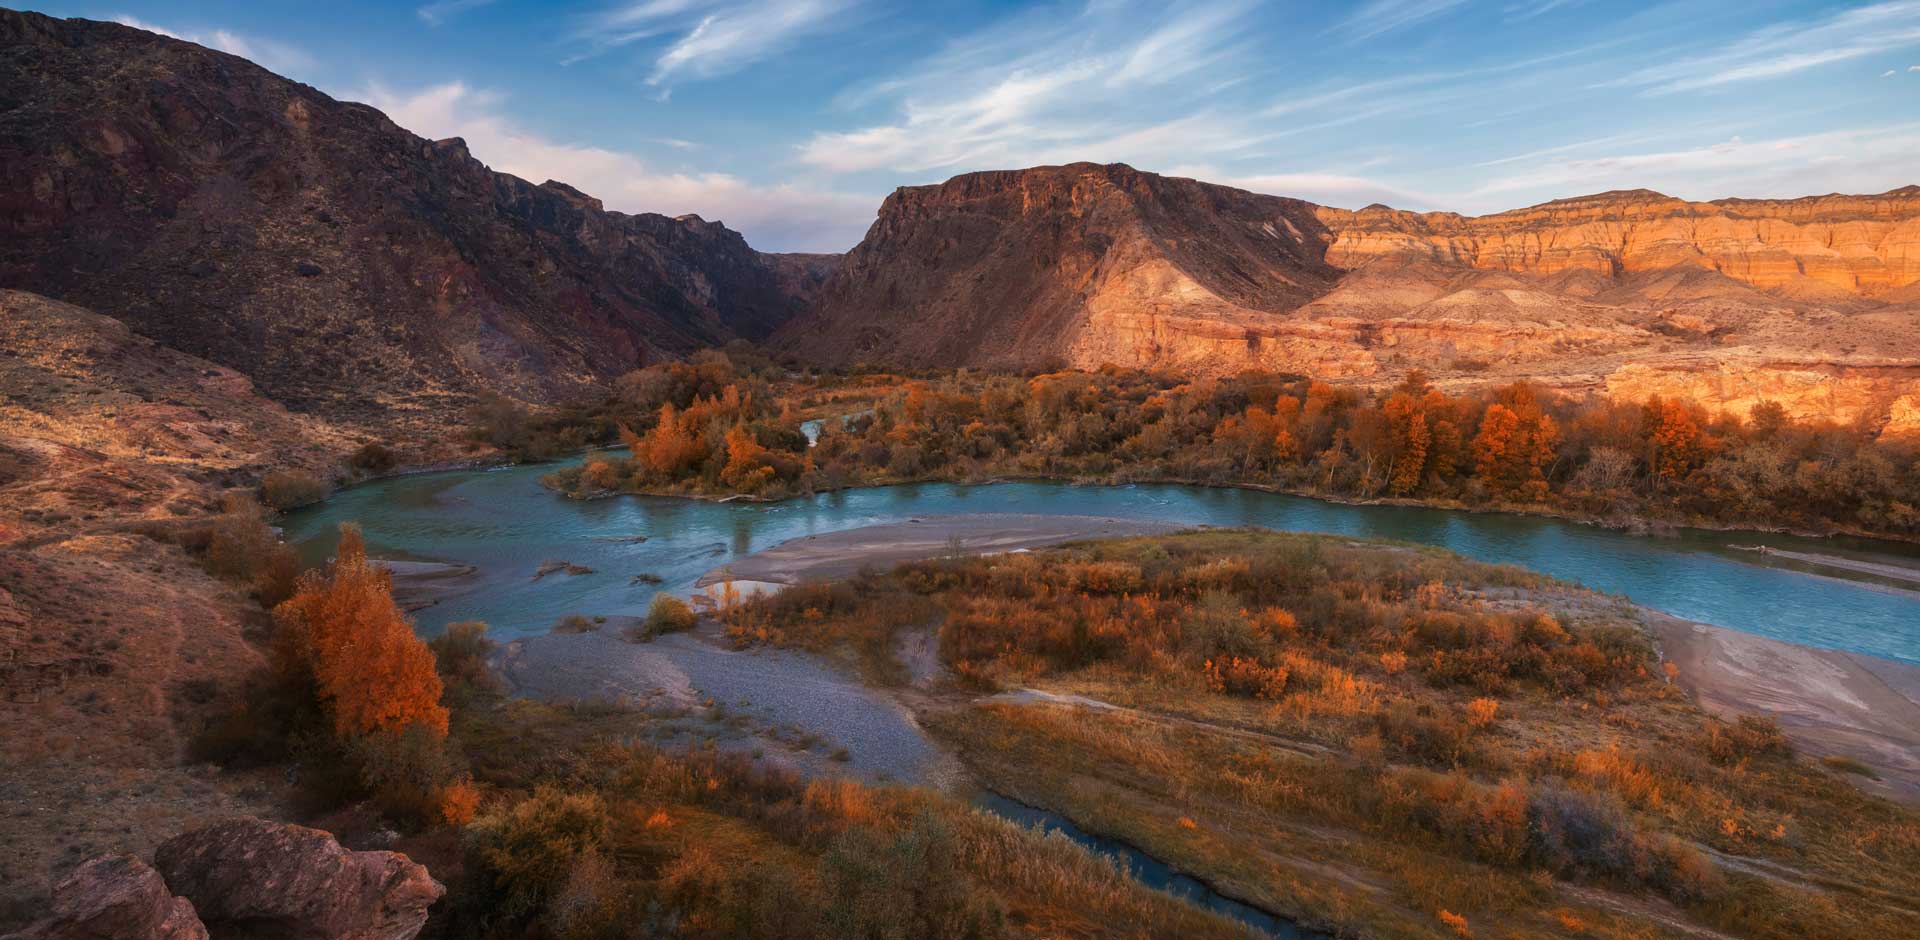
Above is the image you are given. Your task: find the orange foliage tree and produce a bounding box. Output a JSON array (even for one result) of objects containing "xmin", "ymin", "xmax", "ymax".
[
  {"xmin": 1643, "ymin": 396, "xmax": 1711, "ymax": 486},
  {"xmin": 274, "ymin": 524, "xmax": 448, "ymax": 740},
  {"xmin": 1470, "ymin": 385, "xmax": 1560, "ymax": 498}
]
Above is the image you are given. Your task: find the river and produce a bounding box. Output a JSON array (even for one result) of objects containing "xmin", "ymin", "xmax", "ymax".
[
  {"xmin": 281, "ymin": 462, "xmax": 1920, "ymax": 938},
  {"xmin": 285, "ymin": 463, "xmax": 1920, "ymax": 665}
]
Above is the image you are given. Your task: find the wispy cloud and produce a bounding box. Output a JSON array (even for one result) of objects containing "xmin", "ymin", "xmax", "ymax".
[
  {"xmin": 1607, "ymin": 1, "xmax": 1920, "ymax": 95},
  {"xmin": 1168, "ymin": 164, "xmax": 1438, "ymax": 209},
  {"xmin": 1460, "ymin": 122, "xmax": 1920, "ymax": 207},
  {"xmin": 418, "ymin": 0, "xmax": 499, "ymax": 27},
  {"xmin": 113, "ymin": 15, "xmax": 312, "ymax": 75},
  {"xmin": 1504, "ymin": 0, "xmax": 1587, "ymax": 21},
  {"xmin": 1888, "ymin": 69, "xmax": 1902, "ymax": 77},
  {"xmin": 571, "ymin": 0, "xmax": 861, "ymax": 89},
  {"xmin": 360, "ymin": 81, "xmax": 875, "ymax": 251},
  {"xmin": 798, "ymin": 0, "xmax": 1266, "ymax": 175},
  {"xmin": 1327, "ymin": 0, "xmax": 1469, "ymax": 43}
]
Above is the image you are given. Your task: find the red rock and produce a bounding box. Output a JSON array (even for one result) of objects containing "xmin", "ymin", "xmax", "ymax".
[
  {"xmin": 153, "ymin": 818, "xmax": 441, "ymax": 940},
  {"xmin": 4, "ymin": 854, "xmax": 206, "ymax": 940}
]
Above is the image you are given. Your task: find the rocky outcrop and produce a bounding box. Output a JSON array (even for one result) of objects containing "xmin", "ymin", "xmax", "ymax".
[
  {"xmin": 0, "ymin": 10, "xmax": 806, "ymax": 413},
  {"xmin": 153, "ymin": 818, "xmax": 442, "ymax": 940},
  {"xmin": 3, "ymin": 855, "xmax": 206, "ymax": 940},
  {"xmin": 1318, "ymin": 188, "xmax": 1920, "ymax": 298},
  {"xmin": 779, "ymin": 162, "xmax": 1341, "ymax": 370},
  {"xmin": 1604, "ymin": 355, "xmax": 1920, "ymax": 439}
]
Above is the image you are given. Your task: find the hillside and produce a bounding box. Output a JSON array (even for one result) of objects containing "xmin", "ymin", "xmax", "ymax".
[
  {"xmin": 780, "ymin": 162, "xmax": 1341, "ymax": 373},
  {"xmin": 0, "ymin": 289, "xmax": 361, "ymax": 916},
  {"xmin": 785, "ymin": 164, "xmax": 1920, "ymax": 435},
  {"xmin": 0, "ymin": 9, "xmax": 807, "ymax": 420}
]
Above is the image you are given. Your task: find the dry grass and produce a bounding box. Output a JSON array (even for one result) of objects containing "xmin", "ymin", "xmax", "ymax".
[{"xmin": 729, "ymin": 530, "xmax": 1920, "ymax": 940}]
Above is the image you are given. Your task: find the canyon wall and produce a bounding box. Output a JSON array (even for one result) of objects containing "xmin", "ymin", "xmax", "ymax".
[{"xmin": 1317, "ymin": 188, "xmax": 1920, "ymax": 298}]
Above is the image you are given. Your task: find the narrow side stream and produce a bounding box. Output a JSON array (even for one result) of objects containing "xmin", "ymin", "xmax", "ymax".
[{"xmin": 976, "ymin": 793, "xmax": 1329, "ymax": 940}]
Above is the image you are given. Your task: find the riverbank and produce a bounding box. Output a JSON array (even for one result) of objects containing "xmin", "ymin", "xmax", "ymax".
[
  {"xmin": 694, "ymin": 513, "xmax": 1184, "ymax": 588},
  {"xmin": 1646, "ymin": 609, "xmax": 1920, "ymax": 802},
  {"xmin": 1728, "ymin": 545, "xmax": 1920, "ymax": 591}
]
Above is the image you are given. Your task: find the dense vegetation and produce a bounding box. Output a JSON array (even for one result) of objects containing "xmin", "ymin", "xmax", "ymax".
[
  {"xmin": 720, "ymin": 531, "xmax": 1920, "ymax": 940},
  {"xmin": 522, "ymin": 353, "xmax": 1920, "ymax": 539}
]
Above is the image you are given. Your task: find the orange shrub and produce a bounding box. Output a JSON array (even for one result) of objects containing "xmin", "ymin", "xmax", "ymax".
[
  {"xmin": 438, "ymin": 779, "xmax": 481, "ymax": 828},
  {"xmin": 1202, "ymin": 657, "xmax": 1290, "ymax": 700},
  {"xmin": 274, "ymin": 524, "xmax": 448, "ymax": 740},
  {"xmin": 1437, "ymin": 908, "xmax": 1471, "ymax": 939},
  {"xmin": 1465, "ymin": 697, "xmax": 1499, "ymax": 729}
]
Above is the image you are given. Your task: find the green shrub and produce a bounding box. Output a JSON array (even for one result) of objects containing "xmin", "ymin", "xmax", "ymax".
[
  {"xmin": 430, "ymin": 621, "xmax": 500, "ymax": 699},
  {"xmin": 467, "ymin": 787, "xmax": 612, "ymax": 919}
]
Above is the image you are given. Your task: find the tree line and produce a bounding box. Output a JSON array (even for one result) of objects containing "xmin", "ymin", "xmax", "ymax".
[{"xmin": 524, "ymin": 353, "xmax": 1920, "ymax": 539}]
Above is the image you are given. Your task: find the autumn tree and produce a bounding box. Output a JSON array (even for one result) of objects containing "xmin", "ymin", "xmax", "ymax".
[
  {"xmin": 1381, "ymin": 382, "xmax": 1435, "ymax": 496},
  {"xmin": 637, "ymin": 403, "xmax": 702, "ymax": 478},
  {"xmin": 1643, "ymin": 396, "xmax": 1711, "ymax": 487},
  {"xmin": 274, "ymin": 524, "xmax": 448, "ymax": 740},
  {"xmin": 720, "ymin": 424, "xmax": 776, "ymax": 492},
  {"xmin": 1471, "ymin": 388, "xmax": 1560, "ymax": 498}
]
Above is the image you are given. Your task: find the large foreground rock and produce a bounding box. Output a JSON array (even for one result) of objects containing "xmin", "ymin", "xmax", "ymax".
[
  {"xmin": 3, "ymin": 854, "xmax": 207, "ymax": 940},
  {"xmin": 153, "ymin": 818, "xmax": 442, "ymax": 940}
]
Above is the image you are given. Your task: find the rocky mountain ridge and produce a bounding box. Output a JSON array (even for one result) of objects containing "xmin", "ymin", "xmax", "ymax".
[{"xmin": 0, "ymin": 9, "xmax": 806, "ymax": 418}]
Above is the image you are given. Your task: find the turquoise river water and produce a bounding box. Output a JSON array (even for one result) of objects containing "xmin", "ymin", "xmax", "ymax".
[{"xmin": 285, "ymin": 461, "xmax": 1920, "ymax": 664}]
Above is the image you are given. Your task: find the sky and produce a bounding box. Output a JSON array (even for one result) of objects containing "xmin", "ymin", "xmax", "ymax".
[{"xmin": 31, "ymin": 0, "xmax": 1920, "ymax": 251}]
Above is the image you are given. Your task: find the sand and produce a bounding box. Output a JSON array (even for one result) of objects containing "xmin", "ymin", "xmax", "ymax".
[
  {"xmin": 694, "ymin": 513, "xmax": 1184, "ymax": 587},
  {"xmin": 1729, "ymin": 545, "xmax": 1920, "ymax": 592},
  {"xmin": 375, "ymin": 559, "xmax": 482, "ymax": 612},
  {"xmin": 497, "ymin": 625, "xmax": 964, "ymax": 787},
  {"xmin": 1647, "ymin": 609, "xmax": 1920, "ymax": 802}
]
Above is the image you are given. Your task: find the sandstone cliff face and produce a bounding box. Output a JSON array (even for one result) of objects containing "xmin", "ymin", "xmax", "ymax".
[
  {"xmin": 1317, "ymin": 188, "xmax": 1920, "ymax": 298},
  {"xmin": 788, "ymin": 163, "xmax": 1920, "ymax": 434},
  {"xmin": 780, "ymin": 163, "xmax": 1340, "ymax": 371},
  {"xmin": 1604, "ymin": 356, "xmax": 1920, "ymax": 437},
  {"xmin": 0, "ymin": 11, "xmax": 805, "ymax": 413}
]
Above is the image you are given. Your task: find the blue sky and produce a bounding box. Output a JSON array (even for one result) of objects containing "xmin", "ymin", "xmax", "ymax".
[{"xmin": 30, "ymin": 0, "xmax": 1920, "ymax": 251}]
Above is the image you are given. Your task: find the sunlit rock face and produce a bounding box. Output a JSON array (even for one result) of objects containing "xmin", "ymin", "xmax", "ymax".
[
  {"xmin": 785, "ymin": 163, "xmax": 1920, "ymax": 434},
  {"xmin": 1317, "ymin": 188, "xmax": 1920, "ymax": 298},
  {"xmin": 1603, "ymin": 357, "xmax": 1920, "ymax": 440}
]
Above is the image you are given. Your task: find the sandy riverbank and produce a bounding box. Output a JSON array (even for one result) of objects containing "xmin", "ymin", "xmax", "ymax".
[
  {"xmin": 694, "ymin": 513, "xmax": 1184, "ymax": 588},
  {"xmin": 1730, "ymin": 545, "xmax": 1920, "ymax": 591},
  {"xmin": 375, "ymin": 559, "xmax": 482, "ymax": 612},
  {"xmin": 1646, "ymin": 609, "xmax": 1920, "ymax": 802}
]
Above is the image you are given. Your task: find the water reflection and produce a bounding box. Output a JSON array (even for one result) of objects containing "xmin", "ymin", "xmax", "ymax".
[{"xmin": 284, "ymin": 468, "xmax": 1920, "ymax": 663}]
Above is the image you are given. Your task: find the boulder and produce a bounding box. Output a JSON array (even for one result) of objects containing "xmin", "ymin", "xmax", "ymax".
[
  {"xmin": 153, "ymin": 817, "xmax": 442, "ymax": 940},
  {"xmin": 4, "ymin": 854, "xmax": 207, "ymax": 940}
]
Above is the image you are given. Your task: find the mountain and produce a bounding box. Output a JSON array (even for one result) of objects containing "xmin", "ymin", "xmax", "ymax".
[
  {"xmin": 779, "ymin": 162, "xmax": 1341, "ymax": 372},
  {"xmin": 784, "ymin": 163, "xmax": 1920, "ymax": 434},
  {"xmin": 0, "ymin": 10, "xmax": 807, "ymax": 420}
]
